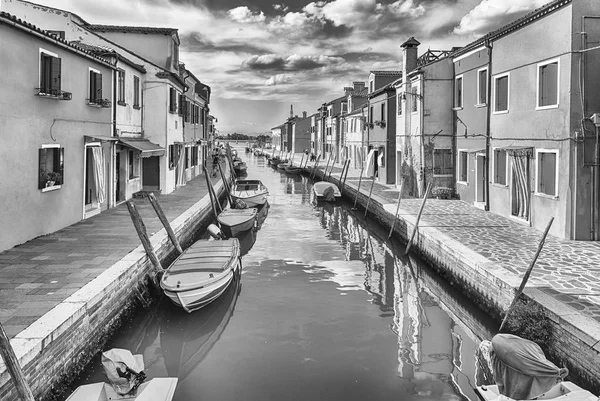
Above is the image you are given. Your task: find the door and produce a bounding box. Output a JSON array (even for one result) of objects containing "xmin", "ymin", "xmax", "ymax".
[
  {"xmin": 85, "ymin": 147, "xmax": 95, "ymax": 209},
  {"xmin": 143, "ymin": 156, "xmax": 160, "ymax": 191},
  {"xmin": 475, "ymin": 154, "xmax": 486, "ymax": 203}
]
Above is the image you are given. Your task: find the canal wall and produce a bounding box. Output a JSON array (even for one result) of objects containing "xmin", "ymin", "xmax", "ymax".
[
  {"xmin": 0, "ymin": 180, "xmax": 226, "ymax": 401},
  {"xmin": 309, "ymin": 167, "xmax": 600, "ymax": 394}
]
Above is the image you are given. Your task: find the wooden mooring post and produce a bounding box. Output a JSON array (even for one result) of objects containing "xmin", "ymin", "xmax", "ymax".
[
  {"xmin": 126, "ymin": 201, "xmax": 163, "ymax": 275},
  {"xmin": 147, "ymin": 193, "xmax": 182, "ymax": 254},
  {"xmin": 0, "ymin": 322, "xmax": 35, "ymax": 401},
  {"xmin": 364, "ymin": 174, "xmax": 377, "ymax": 218},
  {"xmin": 387, "ymin": 178, "xmax": 405, "ymax": 240},
  {"xmin": 218, "ymin": 163, "xmax": 234, "ymax": 207},
  {"xmin": 404, "ymin": 183, "xmax": 432, "ymax": 256},
  {"xmin": 311, "ymin": 155, "xmax": 322, "ymax": 179},
  {"xmin": 327, "ymin": 154, "xmax": 338, "ymax": 181},
  {"xmin": 339, "ymin": 160, "xmax": 350, "ymax": 196}
]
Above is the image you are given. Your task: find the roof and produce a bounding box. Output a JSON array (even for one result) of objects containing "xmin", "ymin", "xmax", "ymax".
[
  {"xmin": 156, "ymin": 71, "xmax": 187, "ymax": 88},
  {"xmin": 452, "ymin": 0, "xmax": 571, "ymax": 58},
  {"xmin": 370, "ymin": 70, "xmax": 402, "ymax": 76},
  {"xmin": 71, "ymin": 41, "xmax": 146, "ymax": 73},
  {"xmin": 401, "ymin": 37, "xmax": 421, "ymax": 48},
  {"xmin": 16, "ymin": 0, "xmax": 90, "ymax": 25},
  {"xmin": 325, "ymin": 95, "xmax": 346, "ymax": 106},
  {"xmin": 368, "ymin": 82, "xmax": 396, "ymax": 98},
  {"xmin": 86, "ymin": 24, "xmax": 177, "ymax": 35},
  {"xmin": 0, "ymin": 12, "xmax": 114, "ymax": 68}
]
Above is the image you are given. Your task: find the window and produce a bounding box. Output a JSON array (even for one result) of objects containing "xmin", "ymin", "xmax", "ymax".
[
  {"xmin": 458, "ymin": 150, "xmax": 468, "ymax": 183},
  {"xmin": 185, "ymin": 100, "xmax": 191, "ymax": 122},
  {"xmin": 191, "ymin": 146, "xmax": 199, "ymax": 166},
  {"xmin": 397, "ymin": 94, "xmax": 402, "ymax": 116},
  {"xmin": 370, "ymin": 106, "xmax": 374, "ymax": 123},
  {"xmin": 455, "ymin": 75, "xmax": 463, "ymax": 108},
  {"xmin": 89, "ymin": 69, "xmax": 102, "ymax": 104},
  {"xmin": 39, "ymin": 145, "xmax": 64, "ymax": 190},
  {"xmin": 169, "ymin": 88, "xmax": 177, "ymax": 113},
  {"xmin": 494, "ymin": 73, "xmax": 509, "ymax": 113},
  {"xmin": 118, "ymin": 69, "xmax": 125, "ymax": 105},
  {"xmin": 178, "ymin": 94, "xmax": 184, "ymax": 116},
  {"xmin": 133, "ymin": 76, "xmax": 140, "ymax": 109},
  {"xmin": 538, "ymin": 59, "xmax": 559, "ymax": 109},
  {"xmin": 169, "ymin": 144, "xmax": 178, "ymax": 169},
  {"xmin": 47, "ymin": 30, "xmax": 65, "ymax": 39},
  {"xmin": 369, "ymin": 80, "xmax": 374, "ymax": 93},
  {"xmin": 173, "ymin": 41, "xmax": 179, "ymax": 69},
  {"xmin": 493, "ymin": 149, "xmax": 507, "ymax": 185},
  {"xmin": 536, "ymin": 150, "xmax": 558, "ymax": 197},
  {"xmin": 477, "ymin": 68, "xmax": 488, "ymax": 105},
  {"xmin": 39, "ymin": 50, "xmax": 61, "ymax": 95},
  {"xmin": 128, "ymin": 151, "xmax": 140, "ymax": 179},
  {"xmin": 411, "ymin": 86, "xmax": 418, "ymax": 113},
  {"xmin": 433, "ymin": 148, "xmax": 453, "ymax": 176},
  {"xmin": 381, "ymin": 103, "xmax": 386, "ymax": 121}
]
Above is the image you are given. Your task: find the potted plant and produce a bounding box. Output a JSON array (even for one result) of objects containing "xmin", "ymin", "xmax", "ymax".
[
  {"xmin": 44, "ymin": 171, "xmax": 62, "ymax": 187},
  {"xmin": 431, "ymin": 186, "xmax": 453, "ymax": 199}
]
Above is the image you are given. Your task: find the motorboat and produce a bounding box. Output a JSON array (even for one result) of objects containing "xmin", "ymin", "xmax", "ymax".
[
  {"xmin": 475, "ymin": 334, "xmax": 598, "ymax": 401},
  {"xmin": 312, "ymin": 181, "xmax": 341, "ymax": 201},
  {"xmin": 233, "ymin": 161, "xmax": 247, "ymax": 175},
  {"xmin": 161, "ymin": 239, "xmax": 241, "ymax": 313},
  {"xmin": 66, "ymin": 348, "xmax": 178, "ymax": 401},
  {"xmin": 230, "ymin": 179, "xmax": 269, "ymax": 207},
  {"xmin": 217, "ymin": 208, "xmax": 257, "ymax": 238}
]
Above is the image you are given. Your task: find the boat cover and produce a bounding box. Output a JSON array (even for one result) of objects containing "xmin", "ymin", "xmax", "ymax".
[
  {"xmin": 102, "ymin": 348, "xmax": 147, "ymax": 395},
  {"xmin": 491, "ymin": 334, "xmax": 568, "ymax": 400}
]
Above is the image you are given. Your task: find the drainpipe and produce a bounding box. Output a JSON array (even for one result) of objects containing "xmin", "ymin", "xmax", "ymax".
[
  {"xmin": 111, "ymin": 65, "xmax": 118, "ymax": 208},
  {"xmin": 484, "ymin": 39, "xmax": 493, "ymax": 212}
]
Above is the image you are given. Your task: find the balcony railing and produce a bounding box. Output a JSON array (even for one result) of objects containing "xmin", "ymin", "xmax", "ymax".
[
  {"xmin": 35, "ymin": 88, "xmax": 72, "ymax": 100},
  {"xmin": 87, "ymin": 98, "xmax": 112, "ymax": 108}
]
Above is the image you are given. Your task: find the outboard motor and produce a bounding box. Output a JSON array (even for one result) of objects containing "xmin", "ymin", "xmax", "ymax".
[{"xmin": 208, "ymin": 223, "xmax": 225, "ymax": 240}]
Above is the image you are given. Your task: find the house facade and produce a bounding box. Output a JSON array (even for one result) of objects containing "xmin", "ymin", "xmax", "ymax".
[
  {"xmin": 0, "ymin": 12, "xmax": 115, "ymax": 252},
  {"xmin": 292, "ymin": 112, "xmax": 311, "ymax": 154},
  {"xmin": 368, "ymin": 82, "xmax": 397, "ymax": 184},
  {"xmin": 182, "ymin": 69, "xmax": 210, "ymax": 181},
  {"xmin": 270, "ymin": 124, "xmax": 284, "ymax": 151}
]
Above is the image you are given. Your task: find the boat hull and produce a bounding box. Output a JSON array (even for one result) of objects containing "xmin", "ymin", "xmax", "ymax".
[
  {"xmin": 231, "ymin": 193, "xmax": 267, "ymax": 207},
  {"xmin": 65, "ymin": 378, "xmax": 179, "ymax": 401},
  {"xmin": 312, "ymin": 181, "xmax": 341, "ymax": 201},
  {"xmin": 474, "ymin": 382, "xmax": 598, "ymax": 401},
  {"xmin": 163, "ymin": 269, "xmax": 238, "ymax": 313}
]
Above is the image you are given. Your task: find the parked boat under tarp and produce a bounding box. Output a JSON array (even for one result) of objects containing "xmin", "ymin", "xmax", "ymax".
[{"xmin": 313, "ymin": 181, "xmax": 341, "ymax": 201}]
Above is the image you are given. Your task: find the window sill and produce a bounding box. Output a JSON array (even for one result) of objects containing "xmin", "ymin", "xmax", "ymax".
[
  {"xmin": 457, "ymin": 180, "xmax": 468, "ymax": 185},
  {"xmin": 509, "ymin": 214, "xmax": 531, "ymax": 226},
  {"xmin": 534, "ymin": 192, "xmax": 559, "ymax": 200},
  {"xmin": 536, "ymin": 104, "xmax": 559, "ymax": 111},
  {"xmin": 491, "ymin": 182, "xmax": 508, "ymax": 189},
  {"xmin": 42, "ymin": 185, "xmax": 61, "ymax": 192},
  {"xmin": 133, "ymin": 105, "xmax": 140, "ymax": 110},
  {"xmin": 493, "ymin": 110, "xmax": 509, "ymax": 115},
  {"xmin": 117, "ymin": 101, "xmax": 127, "ymax": 107},
  {"xmin": 128, "ymin": 176, "xmax": 140, "ymax": 181},
  {"xmin": 433, "ymin": 174, "xmax": 453, "ymax": 178},
  {"xmin": 475, "ymin": 103, "xmax": 487, "ymax": 108},
  {"xmin": 87, "ymin": 102, "xmax": 109, "ymax": 108},
  {"xmin": 453, "ymin": 107, "xmax": 463, "ymax": 111}
]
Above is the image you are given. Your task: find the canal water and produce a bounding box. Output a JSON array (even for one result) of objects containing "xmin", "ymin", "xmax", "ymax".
[{"xmin": 64, "ymin": 145, "xmax": 495, "ymax": 401}]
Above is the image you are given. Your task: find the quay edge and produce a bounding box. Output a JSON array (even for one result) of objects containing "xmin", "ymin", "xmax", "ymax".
[
  {"xmin": 307, "ymin": 164, "xmax": 600, "ymax": 395},
  {"xmin": 0, "ymin": 180, "xmax": 227, "ymax": 401}
]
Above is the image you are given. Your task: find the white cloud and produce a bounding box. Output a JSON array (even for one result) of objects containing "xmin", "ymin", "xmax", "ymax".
[
  {"xmin": 385, "ymin": 0, "xmax": 425, "ymax": 18},
  {"xmin": 228, "ymin": 6, "xmax": 266, "ymax": 24},
  {"xmin": 266, "ymin": 74, "xmax": 293, "ymax": 86},
  {"xmin": 454, "ymin": 0, "xmax": 548, "ymax": 36}
]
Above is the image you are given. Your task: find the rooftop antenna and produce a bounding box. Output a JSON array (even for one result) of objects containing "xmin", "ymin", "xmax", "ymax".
[{"xmin": 290, "ymin": 104, "xmax": 294, "ymax": 118}]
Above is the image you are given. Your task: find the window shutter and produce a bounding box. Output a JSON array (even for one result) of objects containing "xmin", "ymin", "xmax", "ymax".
[
  {"xmin": 38, "ymin": 148, "xmax": 45, "ymax": 189},
  {"xmin": 51, "ymin": 57, "xmax": 61, "ymax": 92},
  {"xmin": 89, "ymin": 71, "xmax": 95, "ymax": 100},
  {"xmin": 95, "ymin": 73, "xmax": 102, "ymax": 101}
]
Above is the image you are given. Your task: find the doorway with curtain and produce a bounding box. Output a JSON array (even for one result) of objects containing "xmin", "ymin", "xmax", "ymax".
[
  {"xmin": 84, "ymin": 144, "xmax": 106, "ymax": 218},
  {"xmin": 509, "ymin": 148, "xmax": 532, "ymax": 221}
]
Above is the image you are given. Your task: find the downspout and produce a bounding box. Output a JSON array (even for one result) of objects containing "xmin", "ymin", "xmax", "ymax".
[
  {"xmin": 485, "ymin": 39, "xmax": 493, "ymax": 212},
  {"xmin": 419, "ymin": 74, "xmax": 426, "ymax": 197},
  {"xmin": 111, "ymin": 63, "xmax": 117, "ymax": 208}
]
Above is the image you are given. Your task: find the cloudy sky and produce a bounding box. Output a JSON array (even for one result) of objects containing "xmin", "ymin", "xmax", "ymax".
[{"xmin": 33, "ymin": 0, "xmax": 549, "ymax": 134}]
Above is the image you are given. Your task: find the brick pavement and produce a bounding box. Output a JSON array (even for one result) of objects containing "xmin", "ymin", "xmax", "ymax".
[{"xmin": 0, "ymin": 171, "xmax": 221, "ymax": 338}]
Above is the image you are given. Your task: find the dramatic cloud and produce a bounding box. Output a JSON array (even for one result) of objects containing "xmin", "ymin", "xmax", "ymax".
[
  {"xmin": 228, "ymin": 6, "xmax": 267, "ymax": 23},
  {"xmin": 266, "ymin": 74, "xmax": 293, "ymax": 85},
  {"xmin": 454, "ymin": 0, "xmax": 548, "ymax": 36},
  {"xmin": 180, "ymin": 32, "xmax": 271, "ymax": 54},
  {"xmin": 242, "ymin": 54, "xmax": 345, "ymax": 72}
]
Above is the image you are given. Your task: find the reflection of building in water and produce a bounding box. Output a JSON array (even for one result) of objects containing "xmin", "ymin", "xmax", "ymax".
[{"xmin": 392, "ymin": 256, "xmax": 468, "ymax": 400}]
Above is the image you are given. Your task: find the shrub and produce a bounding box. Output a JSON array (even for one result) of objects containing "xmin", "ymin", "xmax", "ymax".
[
  {"xmin": 431, "ymin": 186, "xmax": 453, "ymax": 199},
  {"xmin": 500, "ymin": 297, "xmax": 553, "ymax": 351}
]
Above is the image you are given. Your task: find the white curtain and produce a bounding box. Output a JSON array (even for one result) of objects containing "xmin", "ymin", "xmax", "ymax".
[
  {"xmin": 511, "ymin": 155, "xmax": 529, "ymax": 219},
  {"xmin": 176, "ymin": 144, "xmax": 187, "ymax": 186},
  {"xmin": 364, "ymin": 149, "xmax": 376, "ymax": 177},
  {"xmin": 91, "ymin": 147, "xmax": 106, "ymax": 204}
]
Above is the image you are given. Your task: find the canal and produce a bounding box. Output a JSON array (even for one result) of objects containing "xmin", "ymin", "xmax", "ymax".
[{"xmin": 63, "ymin": 145, "xmax": 496, "ymax": 401}]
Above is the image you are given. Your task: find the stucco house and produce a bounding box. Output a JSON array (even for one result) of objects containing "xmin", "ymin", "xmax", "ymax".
[
  {"xmin": 340, "ymin": 82, "xmax": 368, "ymax": 167},
  {"xmin": 292, "ymin": 112, "xmax": 311, "ymax": 154},
  {"xmin": 0, "ymin": 11, "xmax": 115, "ymax": 252},
  {"xmin": 182, "ymin": 69, "xmax": 211, "ymax": 181}
]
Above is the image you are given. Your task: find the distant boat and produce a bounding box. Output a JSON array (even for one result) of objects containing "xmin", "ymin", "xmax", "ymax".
[
  {"xmin": 230, "ymin": 179, "xmax": 269, "ymax": 207},
  {"xmin": 233, "ymin": 161, "xmax": 247, "ymax": 175},
  {"xmin": 284, "ymin": 165, "xmax": 302, "ymax": 175},
  {"xmin": 217, "ymin": 208, "xmax": 257, "ymax": 238},
  {"xmin": 312, "ymin": 181, "xmax": 341, "ymax": 201},
  {"xmin": 161, "ymin": 239, "xmax": 241, "ymax": 313}
]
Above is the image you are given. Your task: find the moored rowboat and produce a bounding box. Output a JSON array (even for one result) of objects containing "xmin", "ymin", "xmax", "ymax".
[
  {"xmin": 312, "ymin": 181, "xmax": 341, "ymax": 201},
  {"xmin": 231, "ymin": 179, "xmax": 269, "ymax": 207},
  {"xmin": 217, "ymin": 208, "xmax": 257, "ymax": 238}
]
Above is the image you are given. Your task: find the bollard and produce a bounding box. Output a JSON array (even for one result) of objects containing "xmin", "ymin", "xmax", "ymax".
[{"xmin": 148, "ymin": 193, "xmax": 183, "ymax": 254}]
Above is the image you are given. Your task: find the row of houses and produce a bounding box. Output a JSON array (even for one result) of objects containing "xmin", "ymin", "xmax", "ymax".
[
  {"xmin": 272, "ymin": 0, "xmax": 600, "ymax": 241},
  {"xmin": 0, "ymin": 0, "xmax": 217, "ymax": 253}
]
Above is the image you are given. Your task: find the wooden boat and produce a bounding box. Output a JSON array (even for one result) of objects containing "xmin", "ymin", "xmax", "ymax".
[
  {"xmin": 230, "ymin": 179, "xmax": 269, "ymax": 207},
  {"xmin": 475, "ymin": 381, "xmax": 598, "ymax": 401},
  {"xmin": 269, "ymin": 157, "xmax": 282, "ymax": 167},
  {"xmin": 284, "ymin": 165, "xmax": 302, "ymax": 175},
  {"xmin": 65, "ymin": 378, "xmax": 178, "ymax": 401},
  {"xmin": 217, "ymin": 208, "xmax": 257, "ymax": 237},
  {"xmin": 277, "ymin": 162, "xmax": 289, "ymax": 170},
  {"xmin": 313, "ymin": 181, "xmax": 341, "ymax": 201},
  {"xmin": 233, "ymin": 161, "xmax": 247, "ymax": 175},
  {"xmin": 161, "ymin": 239, "xmax": 241, "ymax": 313}
]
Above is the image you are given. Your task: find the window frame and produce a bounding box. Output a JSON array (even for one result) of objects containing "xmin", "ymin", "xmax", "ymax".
[
  {"xmin": 457, "ymin": 149, "xmax": 468, "ymax": 184},
  {"xmin": 397, "ymin": 93, "xmax": 402, "ymax": 116},
  {"xmin": 88, "ymin": 67, "xmax": 103, "ymax": 105},
  {"xmin": 535, "ymin": 148, "xmax": 559, "ymax": 198},
  {"xmin": 381, "ymin": 103, "xmax": 386, "ymax": 122},
  {"xmin": 433, "ymin": 148, "xmax": 453, "ymax": 177},
  {"xmin": 493, "ymin": 72, "xmax": 510, "ymax": 114},
  {"xmin": 39, "ymin": 143, "xmax": 64, "ymax": 192},
  {"xmin": 492, "ymin": 147, "xmax": 509, "ymax": 187},
  {"xmin": 536, "ymin": 58, "xmax": 560, "ymax": 110},
  {"xmin": 411, "ymin": 86, "xmax": 418, "ymax": 114},
  {"xmin": 476, "ymin": 67, "xmax": 488, "ymax": 106},
  {"xmin": 454, "ymin": 74, "xmax": 463, "ymax": 109},
  {"xmin": 38, "ymin": 48, "xmax": 61, "ymax": 95},
  {"xmin": 117, "ymin": 69, "xmax": 126, "ymax": 106},
  {"xmin": 133, "ymin": 75, "xmax": 140, "ymax": 109},
  {"xmin": 169, "ymin": 88, "xmax": 177, "ymax": 114}
]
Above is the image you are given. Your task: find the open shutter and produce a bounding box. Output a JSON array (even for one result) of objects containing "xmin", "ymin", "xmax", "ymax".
[
  {"xmin": 95, "ymin": 73, "xmax": 103, "ymax": 101},
  {"xmin": 39, "ymin": 149, "xmax": 46, "ymax": 189},
  {"xmin": 51, "ymin": 57, "xmax": 61, "ymax": 92},
  {"xmin": 89, "ymin": 71, "xmax": 95, "ymax": 100}
]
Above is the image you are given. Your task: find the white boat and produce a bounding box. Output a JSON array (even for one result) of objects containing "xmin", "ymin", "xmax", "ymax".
[
  {"xmin": 161, "ymin": 239, "xmax": 241, "ymax": 313},
  {"xmin": 65, "ymin": 378, "xmax": 178, "ymax": 401},
  {"xmin": 230, "ymin": 179, "xmax": 269, "ymax": 207},
  {"xmin": 312, "ymin": 181, "xmax": 341, "ymax": 201},
  {"xmin": 475, "ymin": 381, "xmax": 598, "ymax": 401},
  {"xmin": 217, "ymin": 208, "xmax": 257, "ymax": 237}
]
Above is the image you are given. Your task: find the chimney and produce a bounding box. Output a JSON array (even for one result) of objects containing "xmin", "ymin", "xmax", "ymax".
[
  {"xmin": 353, "ymin": 81, "xmax": 365, "ymax": 92},
  {"xmin": 302, "ymin": 111, "xmax": 307, "ymax": 119},
  {"xmin": 401, "ymin": 37, "xmax": 420, "ymax": 78},
  {"xmin": 343, "ymin": 86, "xmax": 354, "ymax": 97}
]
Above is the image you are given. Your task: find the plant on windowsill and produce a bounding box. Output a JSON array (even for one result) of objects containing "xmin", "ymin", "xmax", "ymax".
[
  {"xmin": 374, "ymin": 120, "xmax": 386, "ymax": 128},
  {"xmin": 87, "ymin": 98, "xmax": 112, "ymax": 108},
  {"xmin": 431, "ymin": 186, "xmax": 453, "ymax": 199},
  {"xmin": 41, "ymin": 170, "xmax": 62, "ymax": 188}
]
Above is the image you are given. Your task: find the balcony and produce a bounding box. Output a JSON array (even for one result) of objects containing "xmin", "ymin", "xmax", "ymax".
[
  {"xmin": 87, "ymin": 98, "xmax": 112, "ymax": 108},
  {"xmin": 34, "ymin": 88, "xmax": 72, "ymax": 100}
]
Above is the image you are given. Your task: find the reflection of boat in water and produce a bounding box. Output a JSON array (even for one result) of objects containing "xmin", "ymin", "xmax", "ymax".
[
  {"xmin": 160, "ymin": 275, "xmax": 241, "ymax": 381},
  {"xmin": 237, "ymin": 226, "xmax": 257, "ymax": 257}
]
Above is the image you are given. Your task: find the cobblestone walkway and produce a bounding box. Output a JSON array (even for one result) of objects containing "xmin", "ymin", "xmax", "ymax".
[
  {"xmin": 316, "ymin": 160, "xmax": 600, "ymax": 323},
  {"xmin": 0, "ymin": 173, "xmax": 219, "ymax": 338}
]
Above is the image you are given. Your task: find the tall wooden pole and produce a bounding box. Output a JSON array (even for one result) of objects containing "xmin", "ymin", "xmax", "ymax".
[
  {"xmin": 364, "ymin": 175, "xmax": 377, "ymax": 218},
  {"xmin": 322, "ymin": 152, "xmax": 332, "ymax": 180},
  {"xmin": 404, "ymin": 183, "xmax": 432, "ymax": 256},
  {"xmin": 340, "ymin": 160, "xmax": 351, "ymax": 196},
  {"xmin": 126, "ymin": 201, "xmax": 163, "ymax": 274},
  {"xmin": 202, "ymin": 166, "xmax": 221, "ymax": 216},
  {"xmin": 0, "ymin": 323, "xmax": 35, "ymax": 401},
  {"xmin": 499, "ymin": 217, "xmax": 555, "ymax": 332},
  {"xmin": 218, "ymin": 163, "xmax": 234, "ymax": 207},
  {"xmin": 311, "ymin": 155, "xmax": 321, "ymax": 179},
  {"xmin": 147, "ymin": 193, "xmax": 183, "ymax": 254},
  {"xmin": 352, "ymin": 150, "xmax": 365, "ymax": 210},
  {"xmin": 387, "ymin": 178, "xmax": 405, "ymax": 240},
  {"xmin": 327, "ymin": 153, "xmax": 338, "ymax": 181}
]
